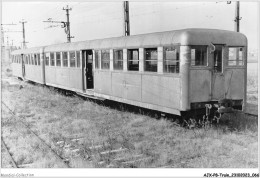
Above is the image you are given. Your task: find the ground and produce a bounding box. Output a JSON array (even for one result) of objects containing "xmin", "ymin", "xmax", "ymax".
[{"xmin": 1, "ymin": 61, "xmax": 258, "ymax": 168}]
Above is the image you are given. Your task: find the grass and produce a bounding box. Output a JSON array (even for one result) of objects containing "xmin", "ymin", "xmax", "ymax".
[
  {"xmin": 1, "ymin": 80, "xmax": 258, "ymax": 168},
  {"xmin": 247, "ymin": 73, "xmax": 258, "ymax": 104},
  {"xmin": 1, "ymin": 61, "xmax": 258, "ymax": 168}
]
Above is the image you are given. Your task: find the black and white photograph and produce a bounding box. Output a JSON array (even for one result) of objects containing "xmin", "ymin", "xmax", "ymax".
[{"xmin": 1, "ymin": 0, "xmax": 259, "ymax": 177}]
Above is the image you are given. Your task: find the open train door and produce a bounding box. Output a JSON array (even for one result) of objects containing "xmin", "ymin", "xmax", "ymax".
[
  {"xmin": 82, "ymin": 50, "xmax": 94, "ymax": 92},
  {"xmin": 211, "ymin": 44, "xmax": 225, "ymax": 100}
]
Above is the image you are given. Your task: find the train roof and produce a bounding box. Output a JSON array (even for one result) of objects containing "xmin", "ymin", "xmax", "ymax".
[
  {"xmin": 12, "ymin": 46, "xmax": 44, "ymax": 55},
  {"xmin": 12, "ymin": 28, "xmax": 247, "ymax": 54}
]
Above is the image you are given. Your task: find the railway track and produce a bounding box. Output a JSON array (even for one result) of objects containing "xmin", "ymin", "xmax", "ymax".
[
  {"xmin": 1, "ymin": 138, "xmax": 18, "ymax": 168},
  {"xmin": 1, "ymin": 101, "xmax": 70, "ymax": 168},
  {"xmin": 1, "ymin": 101, "xmax": 153, "ymax": 168},
  {"xmin": 2, "ymin": 77, "xmax": 257, "ymax": 168}
]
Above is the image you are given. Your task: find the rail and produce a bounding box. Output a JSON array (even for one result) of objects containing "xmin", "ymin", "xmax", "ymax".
[{"xmin": 1, "ymin": 101, "xmax": 70, "ymax": 168}]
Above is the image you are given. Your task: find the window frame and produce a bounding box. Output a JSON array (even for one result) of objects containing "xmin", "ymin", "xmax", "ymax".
[
  {"xmin": 45, "ymin": 53, "xmax": 50, "ymax": 66},
  {"xmin": 95, "ymin": 50, "xmax": 100, "ymax": 69},
  {"xmin": 69, "ymin": 51, "xmax": 76, "ymax": 68},
  {"xmin": 144, "ymin": 47, "xmax": 158, "ymax": 72},
  {"xmin": 163, "ymin": 46, "xmax": 180, "ymax": 74},
  {"xmin": 31, "ymin": 54, "xmax": 35, "ymax": 65},
  {"xmin": 56, "ymin": 52, "xmax": 61, "ymax": 67},
  {"xmin": 76, "ymin": 51, "xmax": 81, "ymax": 68},
  {"xmin": 113, "ymin": 49, "xmax": 123, "ymax": 70},
  {"xmin": 227, "ymin": 46, "xmax": 244, "ymax": 66},
  {"xmin": 37, "ymin": 54, "xmax": 40, "ymax": 65},
  {"xmin": 50, "ymin": 52, "xmax": 55, "ymax": 66},
  {"xmin": 101, "ymin": 49, "xmax": 110, "ymax": 70},
  {"xmin": 190, "ymin": 45, "xmax": 208, "ymax": 67},
  {"xmin": 127, "ymin": 49, "xmax": 139, "ymax": 71},
  {"xmin": 34, "ymin": 54, "xmax": 37, "ymax": 65},
  {"xmin": 28, "ymin": 55, "xmax": 31, "ymax": 65},
  {"xmin": 25, "ymin": 55, "xmax": 28, "ymax": 64},
  {"xmin": 62, "ymin": 51, "xmax": 68, "ymax": 67}
]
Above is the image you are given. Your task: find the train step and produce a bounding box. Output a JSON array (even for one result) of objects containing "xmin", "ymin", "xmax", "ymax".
[{"xmin": 76, "ymin": 91, "xmax": 105, "ymax": 101}]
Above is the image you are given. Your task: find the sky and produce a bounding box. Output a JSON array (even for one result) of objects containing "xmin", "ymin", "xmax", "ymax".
[{"xmin": 1, "ymin": 1, "xmax": 259, "ymax": 51}]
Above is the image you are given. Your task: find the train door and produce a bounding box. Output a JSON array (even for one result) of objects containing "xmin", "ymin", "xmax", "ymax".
[
  {"xmin": 82, "ymin": 50, "xmax": 94, "ymax": 91},
  {"xmin": 211, "ymin": 44, "xmax": 225, "ymax": 100},
  {"xmin": 22, "ymin": 54, "xmax": 25, "ymax": 78}
]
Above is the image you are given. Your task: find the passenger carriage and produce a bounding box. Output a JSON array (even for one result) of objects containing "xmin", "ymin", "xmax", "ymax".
[
  {"xmin": 11, "ymin": 49, "xmax": 23, "ymax": 78},
  {"xmin": 11, "ymin": 28, "xmax": 247, "ymax": 117},
  {"xmin": 11, "ymin": 47, "xmax": 45, "ymax": 84}
]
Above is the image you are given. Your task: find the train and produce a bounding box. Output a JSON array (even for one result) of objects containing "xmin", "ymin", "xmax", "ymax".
[{"xmin": 11, "ymin": 28, "xmax": 247, "ymax": 119}]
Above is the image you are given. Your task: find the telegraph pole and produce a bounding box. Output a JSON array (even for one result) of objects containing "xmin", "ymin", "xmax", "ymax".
[
  {"xmin": 63, "ymin": 5, "xmax": 73, "ymax": 42},
  {"xmin": 6, "ymin": 36, "xmax": 9, "ymax": 46},
  {"xmin": 123, "ymin": 1, "xmax": 130, "ymax": 36},
  {"xmin": 1, "ymin": 23, "xmax": 17, "ymax": 46},
  {"xmin": 19, "ymin": 19, "xmax": 27, "ymax": 49},
  {"xmin": 234, "ymin": 1, "xmax": 241, "ymax": 32}
]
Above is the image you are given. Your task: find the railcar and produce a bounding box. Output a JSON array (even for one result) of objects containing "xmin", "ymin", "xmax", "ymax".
[
  {"xmin": 11, "ymin": 46, "xmax": 45, "ymax": 84},
  {"xmin": 11, "ymin": 50, "xmax": 23, "ymax": 78},
  {"xmin": 11, "ymin": 28, "xmax": 247, "ymax": 117}
]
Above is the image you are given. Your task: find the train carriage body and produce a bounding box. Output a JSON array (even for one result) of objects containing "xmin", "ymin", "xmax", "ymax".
[
  {"xmin": 11, "ymin": 28, "xmax": 247, "ymax": 116},
  {"xmin": 11, "ymin": 50, "xmax": 23, "ymax": 78}
]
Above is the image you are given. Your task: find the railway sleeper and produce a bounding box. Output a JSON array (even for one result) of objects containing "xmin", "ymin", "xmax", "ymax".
[
  {"xmin": 121, "ymin": 157, "xmax": 153, "ymax": 167},
  {"xmin": 112, "ymin": 154, "xmax": 144, "ymax": 163}
]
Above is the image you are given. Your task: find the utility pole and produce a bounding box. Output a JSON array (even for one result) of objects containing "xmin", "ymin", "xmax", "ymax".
[
  {"xmin": 44, "ymin": 6, "xmax": 74, "ymax": 43},
  {"xmin": 19, "ymin": 19, "xmax": 27, "ymax": 49},
  {"xmin": 63, "ymin": 5, "xmax": 73, "ymax": 42},
  {"xmin": 1, "ymin": 23, "xmax": 17, "ymax": 46},
  {"xmin": 6, "ymin": 36, "xmax": 9, "ymax": 46},
  {"xmin": 234, "ymin": 1, "xmax": 241, "ymax": 32},
  {"xmin": 123, "ymin": 1, "xmax": 130, "ymax": 36}
]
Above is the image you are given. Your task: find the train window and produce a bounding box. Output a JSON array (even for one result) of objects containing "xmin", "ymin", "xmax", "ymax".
[
  {"xmin": 69, "ymin": 51, "xmax": 76, "ymax": 68},
  {"xmin": 31, "ymin": 55, "xmax": 34, "ymax": 65},
  {"xmin": 164, "ymin": 46, "xmax": 179, "ymax": 73},
  {"xmin": 95, "ymin": 51, "xmax": 100, "ymax": 69},
  {"xmin": 101, "ymin": 50, "xmax": 110, "ymax": 69},
  {"xmin": 113, "ymin": 49, "xmax": 123, "ymax": 70},
  {"xmin": 56, "ymin": 52, "xmax": 61, "ymax": 67},
  {"xmin": 34, "ymin": 54, "xmax": 38, "ymax": 65},
  {"xmin": 28, "ymin": 55, "xmax": 31, "ymax": 65},
  {"xmin": 76, "ymin": 51, "xmax": 80, "ymax": 68},
  {"xmin": 228, "ymin": 47, "xmax": 243, "ymax": 66},
  {"xmin": 34, "ymin": 54, "xmax": 36, "ymax": 65},
  {"xmin": 37, "ymin": 54, "xmax": 40, "ymax": 65},
  {"xmin": 62, "ymin": 52, "xmax": 68, "ymax": 67},
  {"xmin": 34, "ymin": 54, "xmax": 37, "ymax": 65},
  {"xmin": 127, "ymin": 49, "xmax": 139, "ymax": 71},
  {"xmin": 50, "ymin": 53, "xmax": 55, "ymax": 66},
  {"xmin": 145, "ymin": 48, "xmax": 158, "ymax": 72},
  {"xmin": 25, "ymin": 55, "xmax": 28, "ymax": 64},
  {"xmin": 191, "ymin": 46, "xmax": 208, "ymax": 66},
  {"xmin": 213, "ymin": 45, "xmax": 223, "ymax": 73},
  {"xmin": 45, "ymin": 53, "xmax": 50, "ymax": 66}
]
